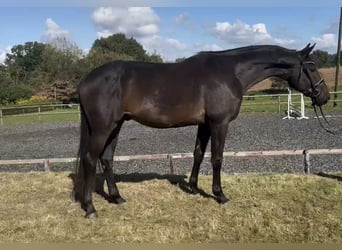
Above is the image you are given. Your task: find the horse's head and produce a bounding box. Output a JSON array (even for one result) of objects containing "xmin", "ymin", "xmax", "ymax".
[{"xmin": 287, "ymin": 43, "xmax": 330, "ymax": 107}]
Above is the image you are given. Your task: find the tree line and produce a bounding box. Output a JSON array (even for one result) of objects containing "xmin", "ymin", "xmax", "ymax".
[
  {"xmin": 310, "ymin": 50, "xmax": 341, "ymax": 68},
  {"xmin": 0, "ymin": 34, "xmax": 340, "ymax": 105},
  {"xmin": 0, "ymin": 33, "xmax": 162, "ymax": 105}
]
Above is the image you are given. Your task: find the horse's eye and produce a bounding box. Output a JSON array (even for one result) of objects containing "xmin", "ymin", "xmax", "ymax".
[{"xmin": 307, "ymin": 63, "xmax": 316, "ymax": 71}]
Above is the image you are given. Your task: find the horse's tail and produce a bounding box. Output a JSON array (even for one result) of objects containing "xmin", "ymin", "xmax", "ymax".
[{"xmin": 72, "ymin": 102, "xmax": 89, "ymax": 202}]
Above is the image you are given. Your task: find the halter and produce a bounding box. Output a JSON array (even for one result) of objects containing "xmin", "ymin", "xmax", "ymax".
[{"xmin": 297, "ymin": 60, "xmax": 324, "ymax": 99}]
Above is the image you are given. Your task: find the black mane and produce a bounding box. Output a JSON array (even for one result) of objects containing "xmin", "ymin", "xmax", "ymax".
[{"xmin": 195, "ymin": 45, "xmax": 295, "ymax": 57}]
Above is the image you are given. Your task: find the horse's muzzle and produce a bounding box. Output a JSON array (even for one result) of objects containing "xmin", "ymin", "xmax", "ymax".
[{"xmin": 312, "ymin": 91, "xmax": 330, "ymax": 106}]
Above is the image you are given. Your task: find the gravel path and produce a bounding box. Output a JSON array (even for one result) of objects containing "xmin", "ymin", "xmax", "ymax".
[{"xmin": 1, "ymin": 111, "xmax": 341, "ymax": 174}]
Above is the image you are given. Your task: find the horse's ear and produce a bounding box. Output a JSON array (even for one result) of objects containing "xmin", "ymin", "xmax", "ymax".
[{"xmin": 299, "ymin": 43, "xmax": 316, "ymax": 58}]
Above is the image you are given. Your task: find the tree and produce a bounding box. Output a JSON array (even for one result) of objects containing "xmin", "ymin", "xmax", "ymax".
[
  {"xmin": 91, "ymin": 33, "xmax": 149, "ymax": 62},
  {"xmin": 0, "ymin": 66, "xmax": 33, "ymax": 104},
  {"xmin": 0, "ymin": 35, "xmax": 164, "ymax": 103},
  {"xmin": 42, "ymin": 45, "xmax": 72, "ymax": 82},
  {"xmin": 5, "ymin": 42, "xmax": 46, "ymax": 84},
  {"xmin": 41, "ymin": 37, "xmax": 85, "ymax": 84},
  {"xmin": 0, "ymin": 82, "xmax": 33, "ymax": 104},
  {"xmin": 37, "ymin": 38, "xmax": 87, "ymax": 101},
  {"xmin": 85, "ymin": 33, "xmax": 163, "ymax": 71},
  {"xmin": 311, "ymin": 50, "xmax": 331, "ymax": 68},
  {"xmin": 83, "ymin": 47, "xmax": 135, "ymax": 71},
  {"xmin": 329, "ymin": 52, "xmax": 342, "ymax": 66},
  {"xmin": 175, "ymin": 57, "xmax": 186, "ymax": 63},
  {"xmin": 148, "ymin": 51, "xmax": 163, "ymax": 63}
]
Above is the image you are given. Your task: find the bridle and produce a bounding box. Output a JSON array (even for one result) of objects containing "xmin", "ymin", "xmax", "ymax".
[
  {"xmin": 297, "ymin": 61, "xmax": 325, "ymax": 100},
  {"xmin": 296, "ymin": 60, "xmax": 336, "ymax": 134}
]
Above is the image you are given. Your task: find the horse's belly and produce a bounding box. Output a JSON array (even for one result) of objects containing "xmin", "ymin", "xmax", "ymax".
[
  {"xmin": 126, "ymin": 108, "xmax": 205, "ymax": 128},
  {"xmin": 123, "ymin": 92, "xmax": 205, "ymax": 128}
]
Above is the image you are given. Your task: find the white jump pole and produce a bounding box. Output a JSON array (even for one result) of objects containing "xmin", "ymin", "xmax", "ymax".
[
  {"xmin": 283, "ymin": 88, "xmax": 294, "ymax": 119},
  {"xmin": 297, "ymin": 93, "xmax": 309, "ymax": 120},
  {"xmin": 283, "ymin": 88, "xmax": 309, "ymax": 120}
]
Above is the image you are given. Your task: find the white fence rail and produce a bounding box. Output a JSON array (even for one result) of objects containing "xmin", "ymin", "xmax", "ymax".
[
  {"xmin": 0, "ymin": 148, "xmax": 341, "ymax": 174},
  {"xmin": 0, "ymin": 103, "xmax": 80, "ymax": 125}
]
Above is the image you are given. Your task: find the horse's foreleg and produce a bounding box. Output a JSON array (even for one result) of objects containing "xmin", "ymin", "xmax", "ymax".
[
  {"xmin": 209, "ymin": 122, "xmax": 229, "ymax": 204},
  {"xmin": 189, "ymin": 123, "xmax": 210, "ymax": 193}
]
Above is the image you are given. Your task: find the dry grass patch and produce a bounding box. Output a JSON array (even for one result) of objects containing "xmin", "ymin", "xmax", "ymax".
[{"xmin": 0, "ymin": 172, "xmax": 341, "ymax": 243}]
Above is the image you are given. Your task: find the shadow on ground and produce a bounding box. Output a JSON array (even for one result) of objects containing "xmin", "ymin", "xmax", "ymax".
[
  {"xmin": 68, "ymin": 172, "xmax": 216, "ymax": 203},
  {"xmin": 315, "ymin": 172, "xmax": 342, "ymax": 182}
]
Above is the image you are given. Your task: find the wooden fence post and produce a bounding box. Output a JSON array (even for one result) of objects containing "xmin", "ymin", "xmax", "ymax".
[
  {"xmin": 167, "ymin": 154, "xmax": 175, "ymax": 175},
  {"xmin": 78, "ymin": 105, "xmax": 80, "ymax": 120},
  {"xmin": 38, "ymin": 106, "xmax": 41, "ymax": 121},
  {"xmin": 0, "ymin": 109, "xmax": 3, "ymax": 125},
  {"xmin": 303, "ymin": 150, "xmax": 310, "ymax": 174},
  {"xmin": 44, "ymin": 159, "xmax": 50, "ymax": 171}
]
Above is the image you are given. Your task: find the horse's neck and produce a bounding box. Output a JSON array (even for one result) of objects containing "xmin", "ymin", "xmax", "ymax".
[{"xmin": 235, "ymin": 59, "xmax": 291, "ymax": 94}]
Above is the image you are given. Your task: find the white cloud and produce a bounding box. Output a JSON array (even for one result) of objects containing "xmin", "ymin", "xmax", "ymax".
[
  {"xmin": 96, "ymin": 29, "xmax": 113, "ymax": 39},
  {"xmin": 91, "ymin": 7, "xmax": 191, "ymax": 61},
  {"xmin": 42, "ymin": 18, "xmax": 70, "ymax": 42},
  {"xmin": 312, "ymin": 33, "xmax": 338, "ymax": 52},
  {"xmin": 199, "ymin": 43, "xmax": 223, "ymax": 51},
  {"xmin": 0, "ymin": 46, "xmax": 11, "ymax": 65},
  {"xmin": 323, "ymin": 20, "xmax": 338, "ymax": 34},
  {"xmin": 174, "ymin": 13, "xmax": 189, "ymax": 25},
  {"xmin": 92, "ymin": 7, "xmax": 160, "ymax": 38},
  {"xmin": 141, "ymin": 38, "xmax": 225, "ymax": 62},
  {"xmin": 165, "ymin": 38, "xmax": 187, "ymax": 50},
  {"xmin": 140, "ymin": 35, "xmax": 188, "ymax": 61},
  {"xmin": 211, "ymin": 20, "xmax": 295, "ymax": 46}
]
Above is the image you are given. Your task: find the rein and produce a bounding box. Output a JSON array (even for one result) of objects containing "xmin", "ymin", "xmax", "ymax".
[{"xmin": 312, "ymin": 105, "xmax": 335, "ymax": 134}]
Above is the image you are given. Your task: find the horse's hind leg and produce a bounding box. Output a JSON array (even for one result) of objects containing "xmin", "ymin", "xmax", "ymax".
[
  {"xmin": 82, "ymin": 134, "xmax": 109, "ymax": 218},
  {"xmin": 99, "ymin": 123, "xmax": 126, "ymax": 204},
  {"xmin": 189, "ymin": 123, "xmax": 210, "ymax": 193}
]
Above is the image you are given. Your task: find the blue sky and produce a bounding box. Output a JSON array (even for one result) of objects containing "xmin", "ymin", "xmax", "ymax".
[{"xmin": 0, "ymin": 4, "xmax": 341, "ymax": 63}]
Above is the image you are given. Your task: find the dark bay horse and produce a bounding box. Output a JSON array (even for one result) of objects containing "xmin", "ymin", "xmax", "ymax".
[{"xmin": 74, "ymin": 43, "xmax": 330, "ymax": 218}]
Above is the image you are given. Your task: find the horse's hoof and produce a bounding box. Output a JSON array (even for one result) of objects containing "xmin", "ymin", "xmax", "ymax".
[
  {"xmin": 109, "ymin": 196, "xmax": 126, "ymax": 204},
  {"xmin": 115, "ymin": 197, "xmax": 126, "ymax": 204},
  {"xmin": 85, "ymin": 212, "xmax": 98, "ymax": 219},
  {"xmin": 189, "ymin": 185, "xmax": 200, "ymax": 194},
  {"xmin": 216, "ymin": 196, "xmax": 229, "ymax": 204}
]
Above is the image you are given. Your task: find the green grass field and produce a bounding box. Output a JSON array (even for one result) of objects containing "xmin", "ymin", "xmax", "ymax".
[
  {"xmin": 0, "ymin": 172, "xmax": 341, "ymax": 243},
  {"xmin": 1, "ymin": 112, "xmax": 79, "ymax": 124},
  {"xmin": 0, "ymin": 109, "xmax": 80, "ymax": 125}
]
